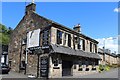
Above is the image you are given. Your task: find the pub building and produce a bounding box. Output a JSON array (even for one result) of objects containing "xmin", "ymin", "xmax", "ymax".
[{"xmin": 8, "ymin": 2, "xmax": 101, "ymax": 78}]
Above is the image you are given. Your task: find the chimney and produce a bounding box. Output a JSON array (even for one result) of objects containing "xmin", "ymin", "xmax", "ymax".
[
  {"xmin": 25, "ymin": 3, "xmax": 36, "ymax": 14},
  {"xmin": 73, "ymin": 24, "xmax": 81, "ymax": 33}
]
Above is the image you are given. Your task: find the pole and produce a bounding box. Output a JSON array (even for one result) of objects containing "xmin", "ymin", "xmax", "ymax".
[
  {"xmin": 19, "ymin": 38, "xmax": 22, "ymax": 73},
  {"xmin": 37, "ymin": 54, "xmax": 40, "ymax": 78},
  {"xmin": 103, "ymin": 39, "xmax": 105, "ymax": 65},
  {"xmin": 24, "ymin": 48, "xmax": 28, "ymax": 74}
]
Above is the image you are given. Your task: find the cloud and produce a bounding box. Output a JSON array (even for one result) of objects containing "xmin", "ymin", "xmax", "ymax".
[
  {"xmin": 114, "ymin": 8, "xmax": 120, "ymax": 12},
  {"xmin": 96, "ymin": 36, "xmax": 118, "ymax": 54}
]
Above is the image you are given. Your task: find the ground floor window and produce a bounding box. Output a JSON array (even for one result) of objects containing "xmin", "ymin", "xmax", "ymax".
[{"xmin": 52, "ymin": 57, "xmax": 59, "ymax": 67}]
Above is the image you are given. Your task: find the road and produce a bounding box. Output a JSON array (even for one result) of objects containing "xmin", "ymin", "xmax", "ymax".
[
  {"xmin": 79, "ymin": 68, "xmax": 119, "ymax": 78},
  {"xmin": 0, "ymin": 68, "xmax": 119, "ymax": 79},
  {"xmin": 64, "ymin": 68, "xmax": 119, "ymax": 78}
]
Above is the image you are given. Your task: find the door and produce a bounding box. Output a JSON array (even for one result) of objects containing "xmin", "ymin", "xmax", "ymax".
[{"xmin": 62, "ymin": 60, "xmax": 73, "ymax": 76}]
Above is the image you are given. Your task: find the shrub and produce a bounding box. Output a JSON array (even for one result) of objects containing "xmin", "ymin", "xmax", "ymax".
[
  {"xmin": 104, "ymin": 65, "xmax": 110, "ymax": 71},
  {"xmin": 98, "ymin": 64, "xmax": 110, "ymax": 72},
  {"xmin": 98, "ymin": 64, "xmax": 104, "ymax": 72}
]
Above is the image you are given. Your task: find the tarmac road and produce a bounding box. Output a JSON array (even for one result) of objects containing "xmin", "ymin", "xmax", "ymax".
[
  {"xmin": 0, "ymin": 68, "xmax": 119, "ymax": 79},
  {"xmin": 63, "ymin": 68, "xmax": 119, "ymax": 78}
]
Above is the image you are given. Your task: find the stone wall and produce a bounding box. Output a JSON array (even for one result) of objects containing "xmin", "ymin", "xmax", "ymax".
[
  {"xmin": 50, "ymin": 26, "xmax": 98, "ymax": 53},
  {"xmin": 49, "ymin": 54, "xmax": 62, "ymax": 78},
  {"xmin": 8, "ymin": 11, "xmax": 51, "ymax": 75}
]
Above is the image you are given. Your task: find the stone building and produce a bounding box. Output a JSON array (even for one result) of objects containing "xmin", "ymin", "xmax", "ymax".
[
  {"xmin": 98, "ymin": 48, "xmax": 118, "ymax": 65},
  {"xmin": 8, "ymin": 3, "xmax": 101, "ymax": 78}
]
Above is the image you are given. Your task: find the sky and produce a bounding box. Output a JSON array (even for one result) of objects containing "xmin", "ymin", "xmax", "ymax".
[{"xmin": 1, "ymin": 2, "xmax": 119, "ymax": 53}]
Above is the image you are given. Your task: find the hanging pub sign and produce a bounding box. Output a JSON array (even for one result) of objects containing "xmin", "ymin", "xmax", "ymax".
[
  {"xmin": 42, "ymin": 29, "xmax": 49, "ymax": 46},
  {"xmin": 42, "ymin": 29, "xmax": 50, "ymax": 53},
  {"xmin": 40, "ymin": 56, "xmax": 49, "ymax": 77}
]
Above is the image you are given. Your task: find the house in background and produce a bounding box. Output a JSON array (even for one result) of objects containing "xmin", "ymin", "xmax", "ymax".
[
  {"xmin": 98, "ymin": 48, "xmax": 119, "ymax": 65},
  {"xmin": 1, "ymin": 45, "xmax": 8, "ymax": 65},
  {"xmin": 8, "ymin": 3, "xmax": 101, "ymax": 78}
]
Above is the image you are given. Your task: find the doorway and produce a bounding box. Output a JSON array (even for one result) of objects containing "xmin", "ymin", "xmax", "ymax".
[{"xmin": 62, "ymin": 60, "xmax": 73, "ymax": 76}]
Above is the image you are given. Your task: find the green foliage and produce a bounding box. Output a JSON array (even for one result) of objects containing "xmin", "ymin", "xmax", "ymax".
[
  {"xmin": 104, "ymin": 65, "xmax": 110, "ymax": 71},
  {"xmin": 0, "ymin": 23, "xmax": 13, "ymax": 45},
  {"xmin": 98, "ymin": 64, "xmax": 104, "ymax": 72},
  {"xmin": 98, "ymin": 64, "xmax": 110, "ymax": 73}
]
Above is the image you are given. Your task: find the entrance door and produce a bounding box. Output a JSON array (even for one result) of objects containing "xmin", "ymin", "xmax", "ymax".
[{"xmin": 62, "ymin": 60, "xmax": 73, "ymax": 76}]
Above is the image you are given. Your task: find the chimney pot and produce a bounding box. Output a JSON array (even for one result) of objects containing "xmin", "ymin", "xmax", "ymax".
[
  {"xmin": 25, "ymin": 3, "xmax": 36, "ymax": 14},
  {"xmin": 73, "ymin": 24, "xmax": 81, "ymax": 33}
]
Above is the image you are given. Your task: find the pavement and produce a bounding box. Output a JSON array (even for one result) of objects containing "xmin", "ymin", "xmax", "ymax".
[
  {"xmin": 1, "ymin": 71, "xmax": 28, "ymax": 79},
  {"xmin": 0, "ymin": 68, "xmax": 119, "ymax": 79}
]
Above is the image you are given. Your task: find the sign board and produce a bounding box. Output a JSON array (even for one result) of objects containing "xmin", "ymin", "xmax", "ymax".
[
  {"xmin": 27, "ymin": 29, "xmax": 40, "ymax": 48},
  {"xmin": 40, "ymin": 56, "xmax": 49, "ymax": 77}
]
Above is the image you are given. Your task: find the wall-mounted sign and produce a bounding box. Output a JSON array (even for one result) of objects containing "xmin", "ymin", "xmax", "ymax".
[
  {"xmin": 42, "ymin": 30, "xmax": 49, "ymax": 46},
  {"xmin": 27, "ymin": 29, "xmax": 40, "ymax": 48},
  {"xmin": 40, "ymin": 56, "xmax": 49, "ymax": 77}
]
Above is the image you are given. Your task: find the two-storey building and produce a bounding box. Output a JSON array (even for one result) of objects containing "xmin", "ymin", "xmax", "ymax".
[
  {"xmin": 98, "ymin": 48, "xmax": 118, "ymax": 65},
  {"xmin": 8, "ymin": 3, "xmax": 101, "ymax": 78}
]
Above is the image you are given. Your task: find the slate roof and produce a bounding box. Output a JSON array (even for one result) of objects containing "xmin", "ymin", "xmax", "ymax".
[
  {"xmin": 33, "ymin": 12, "xmax": 98, "ymax": 44},
  {"xmin": 50, "ymin": 44, "xmax": 101, "ymax": 60},
  {"xmin": 98, "ymin": 48, "xmax": 117, "ymax": 57}
]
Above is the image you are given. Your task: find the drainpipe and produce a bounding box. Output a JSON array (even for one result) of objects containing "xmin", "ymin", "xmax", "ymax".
[
  {"xmin": 24, "ymin": 48, "xmax": 28, "ymax": 74},
  {"xmin": 19, "ymin": 38, "xmax": 22, "ymax": 73}
]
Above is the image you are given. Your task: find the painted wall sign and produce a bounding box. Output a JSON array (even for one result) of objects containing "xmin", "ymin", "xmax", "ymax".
[{"xmin": 27, "ymin": 29, "xmax": 40, "ymax": 48}]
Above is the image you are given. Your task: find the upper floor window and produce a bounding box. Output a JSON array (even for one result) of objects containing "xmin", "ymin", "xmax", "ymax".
[
  {"xmin": 90, "ymin": 42, "xmax": 92, "ymax": 52},
  {"xmin": 63, "ymin": 33, "xmax": 67, "ymax": 45},
  {"xmin": 79, "ymin": 39, "xmax": 85, "ymax": 51},
  {"xmin": 68, "ymin": 34, "xmax": 71, "ymax": 47},
  {"xmin": 42, "ymin": 30, "xmax": 50, "ymax": 46},
  {"xmin": 82, "ymin": 39, "xmax": 85, "ymax": 51},
  {"xmin": 57, "ymin": 30, "xmax": 63, "ymax": 45},
  {"xmin": 78, "ymin": 38, "xmax": 81, "ymax": 49},
  {"xmin": 94, "ymin": 44, "xmax": 97, "ymax": 53},
  {"xmin": 22, "ymin": 38, "xmax": 27, "ymax": 45}
]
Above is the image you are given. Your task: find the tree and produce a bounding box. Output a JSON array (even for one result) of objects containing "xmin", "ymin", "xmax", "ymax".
[{"xmin": 0, "ymin": 23, "xmax": 13, "ymax": 45}]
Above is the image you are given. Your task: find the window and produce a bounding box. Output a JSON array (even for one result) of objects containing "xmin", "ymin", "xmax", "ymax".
[
  {"xmin": 92, "ymin": 59, "xmax": 95, "ymax": 66},
  {"xmin": 22, "ymin": 38, "xmax": 27, "ymax": 45},
  {"xmin": 68, "ymin": 34, "xmax": 71, "ymax": 47},
  {"xmin": 80, "ymin": 39, "xmax": 83, "ymax": 50},
  {"xmin": 63, "ymin": 33, "xmax": 67, "ymax": 45},
  {"xmin": 82, "ymin": 39, "xmax": 85, "ymax": 51},
  {"xmin": 95, "ymin": 60, "xmax": 98, "ymax": 65},
  {"xmin": 95, "ymin": 44, "xmax": 97, "ymax": 53},
  {"xmin": 85, "ymin": 59, "xmax": 89, "ymax": 67},
  {"xmin": 42, "ymin": 30, "xmax": 50, "ymax": 46},
  {"xmin": 57, "ymin": 30, "xmax": 62, "ymax": 45},
  {"xmin": 53, "ymin": 58, "xmax": 59, "ymax": 66},
  {"xmin": 73, "ymin": 36, "xmax": 77, "ymax": 49},
  {"xmin": 78, "ymin": 60, "xmax": 82, "ymax": 67},
  {"xmin": 90, "ymin": 42, "xmax": 92, "ymax": 52},
  {"xmin": 78, "ymin": 38, "xmax": 81, "ymax": 49},
  {"xmin": 79, "ymin": 39, "xmax": 85, "ymax": 51}
]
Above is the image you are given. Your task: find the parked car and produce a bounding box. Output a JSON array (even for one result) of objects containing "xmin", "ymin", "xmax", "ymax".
[{"xmin": 1, "ymin": 63, "xmax": 10, "ymax": 74}]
